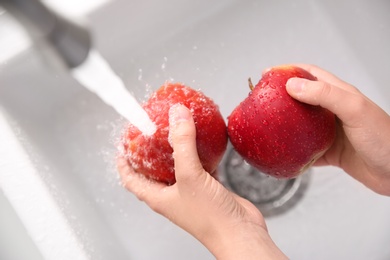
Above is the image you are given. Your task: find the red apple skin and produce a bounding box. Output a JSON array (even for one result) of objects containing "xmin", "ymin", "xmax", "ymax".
[
  {"xmin": 227, "ymin": 66, "xmax": 336, "ymax": 179},
  {"xmin": 121, "ymin": 82, "xmax": 228, "ymax": 185}
]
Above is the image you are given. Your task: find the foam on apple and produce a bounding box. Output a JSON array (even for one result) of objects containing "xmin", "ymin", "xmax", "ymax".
[{"xmin": 228, "ymin": 66, "xmax": 336, "ymax": 179}]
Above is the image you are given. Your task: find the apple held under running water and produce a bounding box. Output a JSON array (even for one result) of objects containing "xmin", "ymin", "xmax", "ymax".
[
  {"xmin": 227, "ymin": 66, "xmax": 336, "ymax": 179},
  {"xmin": 121, "ymin": 82, "xmax": 228, "ymax": 184}
]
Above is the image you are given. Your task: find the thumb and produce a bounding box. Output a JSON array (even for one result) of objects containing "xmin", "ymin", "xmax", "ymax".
[
  {"xmin": 169, "ymin": 104, "xmax": 205, "ymax": 183},
  {"xmin": 286, "ymin": 77, "xmax": 365, "ymax": 125}
]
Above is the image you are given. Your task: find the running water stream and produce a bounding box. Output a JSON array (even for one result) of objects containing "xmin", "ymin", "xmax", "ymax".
[{"xmin": 71, "ymin": 50, "xmax": 156, "ymax": 135}]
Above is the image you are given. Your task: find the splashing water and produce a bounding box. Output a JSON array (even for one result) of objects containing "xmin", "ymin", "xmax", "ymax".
[{"xmin": 71, "ymin": 50, "xmax": 156, "ymax": 136}]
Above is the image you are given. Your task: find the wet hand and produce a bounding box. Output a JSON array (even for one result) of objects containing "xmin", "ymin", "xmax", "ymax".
[
  {"xmin": 117, "ymin": 104, "xmax": 287, "ymax": 259},
  {"xmin": 285, "ymin": 64, "xmax": 390, "ymax": 196}
]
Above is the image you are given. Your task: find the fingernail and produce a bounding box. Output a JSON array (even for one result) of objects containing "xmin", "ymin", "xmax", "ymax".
[
  {"xmin": 168, "ymin": 104, "xmax": 190, "ymax": 148},
  {"xmin": 169, "ymin": 104, "xmax": 191, "ymax": 124},
  {"xmin": 286, "ymin": 78, "xmax": 305, "ymax": 93}
]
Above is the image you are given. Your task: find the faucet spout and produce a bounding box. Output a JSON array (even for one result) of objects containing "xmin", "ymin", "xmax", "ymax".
[{"xmin": 1, "ymin": 0, "xmax": 91, "ymax": 68}]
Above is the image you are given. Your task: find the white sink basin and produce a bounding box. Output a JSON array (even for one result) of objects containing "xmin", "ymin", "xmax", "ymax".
[{"xmin": 1, "ymin": 0, "xmax": 390, "ymax": 259}]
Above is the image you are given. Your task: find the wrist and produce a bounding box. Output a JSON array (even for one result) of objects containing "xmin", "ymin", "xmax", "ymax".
[{"xmin": 203, "ymin": 222, "xmax": 288, "ymax": 260}]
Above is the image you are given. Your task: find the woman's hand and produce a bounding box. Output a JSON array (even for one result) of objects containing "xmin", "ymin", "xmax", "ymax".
[
  {"xmin": 117, "ymin": 104, "xmax": 287, "ymax": 260},
  {"xmin": 285, "ymin": 64, "xmax": 390, "ymax": 196}
]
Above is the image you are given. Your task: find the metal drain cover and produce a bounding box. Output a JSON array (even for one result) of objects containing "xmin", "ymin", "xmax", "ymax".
[{"xmin": 219, "ymin": 147, "xmax": 310, "ymax": 217}]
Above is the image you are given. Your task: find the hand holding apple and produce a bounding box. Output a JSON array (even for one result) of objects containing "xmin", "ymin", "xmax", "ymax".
[
  {"xmin": 118, "ymin": 105, "xmax": 288, "ymax": 259},
  {"xmin": 228, "ymin": 65, "xmax": 336, "ymax": 179},
  {"xmin": 285, "ymin": 64, "xmax": 390, "ymax": 195}
]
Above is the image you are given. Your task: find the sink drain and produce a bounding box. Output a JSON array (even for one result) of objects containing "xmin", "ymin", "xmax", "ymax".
[{"xmin": 219, "ymin": 147, "xmax": 310, "ymax": 217}]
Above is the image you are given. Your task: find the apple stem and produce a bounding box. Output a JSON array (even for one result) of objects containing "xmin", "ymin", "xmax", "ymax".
[{"xmin": 248, "ymin": 78, "xmax": 254, "ymax": 91}]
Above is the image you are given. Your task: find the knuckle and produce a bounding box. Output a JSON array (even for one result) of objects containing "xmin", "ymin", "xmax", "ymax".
[
  {"xmin": 317, "ymin": 81, "xmax": 332, "ymax": 99},
  {"xmin": 172, "ymin": 125, "xmax": 196, "ymax": 147},
  {"xmin": 352, "ymin": 95, "xmax": 369, "ymax": 114},
  {"xmin": 173, "ymin": 132, "xmax": 192, "ymax": 145},
  {"xmin": 135, "ymin": 189, "xmax": 163, "ymax": 213},
  {"xmin": 148, "ymin": 199, "xmax": 163, "ymax": 213},
  {"xmin": 134, "ymin": 188, "xmax": 148, "ymax": 202}
]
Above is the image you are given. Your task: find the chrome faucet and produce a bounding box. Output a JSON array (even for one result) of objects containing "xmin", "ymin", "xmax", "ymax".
[{"xmin": 1, "ymin": 0, "xmax": 91, "ymax": 68}]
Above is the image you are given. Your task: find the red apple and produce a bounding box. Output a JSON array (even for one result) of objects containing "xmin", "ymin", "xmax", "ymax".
[
  {"xmin": 227, "ymin": 66, "xmax": 336, "ymax": 179},
  {"xmin": 121, "ymin": 82, "xmax": 227, "ymax": 184}
]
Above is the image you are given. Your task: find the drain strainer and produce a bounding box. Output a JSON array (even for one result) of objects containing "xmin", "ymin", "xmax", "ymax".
[{"xmin": 219, "ymin": 147, "xmax": 310, "ymax": 217}]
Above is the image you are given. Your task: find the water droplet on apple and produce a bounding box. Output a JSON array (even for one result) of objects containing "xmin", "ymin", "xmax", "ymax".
[{"xmin": 262, "ymin": 120, "xmax": 269, "ymax": 126}]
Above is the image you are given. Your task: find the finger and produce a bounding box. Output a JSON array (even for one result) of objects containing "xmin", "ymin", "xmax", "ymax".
[
  {"xmin": 286, "ymin": 78, "xmax": 368, "ymax": 127},
  {"xmin": 263, "ymin": 64, "xmax": 357, "ymax": 93},
  {"xmin": 116, "ymin": 156, "xmax": 169, "ymax": 205},
  {"xmin": 288, "ymin": 64, "xmax": 349, "ymax": 89},
  {"xmin": 169, "ymin": 104, "xmax": 205, "ymax": 183}
]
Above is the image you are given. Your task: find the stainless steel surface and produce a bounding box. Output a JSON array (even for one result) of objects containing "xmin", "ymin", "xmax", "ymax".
[
  {"xmin": 220, "ymin": 147, "xmax": 310, "ymax": 217},
  {"xmin": 1, "ymin": 0, "xmax": 390, "ymax": 259}
]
